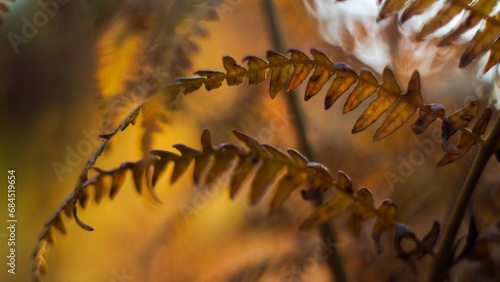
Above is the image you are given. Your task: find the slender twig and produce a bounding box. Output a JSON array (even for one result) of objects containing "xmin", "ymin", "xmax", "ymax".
[
  {"xmin": 71, "ymin": 101, "xmax": 149, "ymax": 231},
  {"xmin": 261, "ymin": 1, "xmax": 347, "ymax": 281},
  {"xmin": 428, "ymin": 113, "xmax": 500, "ymax": 282}
]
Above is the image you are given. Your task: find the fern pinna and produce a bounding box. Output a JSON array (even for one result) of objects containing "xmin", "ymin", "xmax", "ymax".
[
  {"xmin": 377, "ymin": 0, "xmax": 500, "ymax": 72},
  {"xmin": 33, "ymin": 49, "xmax": 499, "ymax": 281},
  {"xmin": 164, "ymin": 49, "xmax": 496, "ymax": 165}
]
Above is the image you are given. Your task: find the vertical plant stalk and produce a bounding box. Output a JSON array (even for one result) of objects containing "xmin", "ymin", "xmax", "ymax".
[
  {"xmin": 428, "ymin": 113, "xmax": 500, "ymax": 282},
  {"xmin": 262, "ymin": 1, "xmax": 348, "ymax": 281}
]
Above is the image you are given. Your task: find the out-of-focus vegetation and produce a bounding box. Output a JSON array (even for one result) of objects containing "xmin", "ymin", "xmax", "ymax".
[{"xmin": 1, "ymin": 0, "xmax": 500, "ymax": 281}]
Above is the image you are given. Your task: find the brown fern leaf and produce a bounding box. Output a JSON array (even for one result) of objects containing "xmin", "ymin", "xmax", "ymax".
[
  {"xmin": 377, "ymin": 0, "xmax": 500, "ymax": 71},
  {"xmin": 71, "ymin": 102, "xmax": 147, "ymax": 232},
  {"xmin": 32, "ymin": 160, "xmax": 139, "ymax": 281},
  {"xmin": 149, "ymin": 130, "xmax": 437, "ymax": 258},
  {"xmin": 164, "ymin": 49, "xmax": 490, "ymax": 164},
  {"xmin": 34, "ymin": 129, "xmax": 438, "ymax": 281}
]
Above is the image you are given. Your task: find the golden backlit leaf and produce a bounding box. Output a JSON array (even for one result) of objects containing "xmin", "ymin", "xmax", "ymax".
[
  {"xmin": 352, "ymin": 68, "xmax": 400, "ymax": 133},
  {"xmin": 243, "ymin": 55, "xmax": 269, "ymax": 85},
  {"xmin": 325, "ymin": 63, "xmax": 357, "ymax": 110},
  {"xmin": 373, "ymin": 71, "xmax": 422, "ymax": 141},
  {"xmin": 416, "ymin": 3, "xmax": 464, "ymax": 41},
  {"xmin": 193, "ymin": 130, "xmax": 214, "ymax": 184},
  {"xmin": 229, "ymin": 156, "xmax": 256, "ymax": 199},
  {"xmin": 343, "ymin": 68, "xmax": 378, "ymax": 113},
  {"xmin": 460, "ymin": 15, "xmax": 500, "ymax": 68},
  {"xmin": 269, "ymin": 149, "xmax": 309, "ymax": 213},
  {"xmin": 336, "ymin": 170, "xmax": 353, "ymax": 193},
  {"xmin": 129, "ymin": 162, "xmax": 144, "ymax": 194},
  {"xmin": 177, "ymin": 76, "xmax": 205, "ymax": 94},
  {"xmin": 42, "ymin": 226, "xmax": 56, "ymax": 244},
  {"xmin": 347, "ymin": 187, "xmax": 375, "ymax": 236},
  {"xmin": 150, "ymin": 150, "xmax": 179, "ymax": 187},
  {"xmin": 33, "ymin": 240, "xmax": 48, "ymax": 275},
  {"xmin": 51, "ymin": 213, "xmax": 67, "ymax": 235},
  {"xmin": 305, "ymin": 49, "xmax": 334, "ymax": 100},
  {"xmin": 250, "ymin": 159, "xmax": 285, "ymax": 204},
  {"xmin": 483, "ymin": 39, "xmax": 500, "ymax": 73},
  {"xmin": 78, "ymin": 187, "xmax": 90, "ymax": 209},
  {"xmin": 233, "ymin": 129, "xmax": 268, "ymax": 156},
  {"xmin": 63, "ymin": 201, "xmax": 72, "ymax": 218},
  {"xmin": 472, "ymin": 107, "xmax": 492, "ymax": 136},
  {"xmin": 299, "ymin": 191, "xmax": 354, "ymax": 229},
  {"xmin": 287, "ymin": 49, "xmax": 314, "ymax": 92},
  {"xmin": 400, "ymin": 0, "xmax": 436, "ymax": 23},
  {"xmin": 438, "ymin": 0, "xmax": 497, "ymax": 48},
  {"xmin": 171, "ymin": 144, "xmax": 200, "ymax": 184},
  {"xmin": 378, "ymin": 0, "xmax": 407, "ymax": 21},
  {"xmin": 97, "ymin": 20, "xmax": 145, "ymax": 98},
  {"xmin": 287, "ymin": 148, "xmax": 309, "ymax": 165},
  {"xmin": 301, "ymin": 163, "xmax": 334, "ymax": 200},
  {"xmin": 267, "ymin": 50, "xmax": 292, "ymax": 98},
  {"xmin": 372, "ymin": 200, "xmax": 396, "ymax": 253},
  {"xmin": 223, "ymin": 56, "xmax": 246, "ymax": 86},
  {"xmin": 110, "ymin": 169, "xmax": 126, "ymax": 200},
  {"xmin": 194, "ymin": 70, "xmax": 225, "ymax": 91},
  {"xmin": 93, "ymin": 176, "xmax": 106, "ymax": 204},
  {"xmin": 270, "ymin": 172, "xmax": 306, "ymax": 213},
  {"xmin": 205, "ymin": 144, "xmax": 238, "ymax": 185},
  {"xmin": 438, "ymin": 15, "xmax": 482, "ymax": 47}
]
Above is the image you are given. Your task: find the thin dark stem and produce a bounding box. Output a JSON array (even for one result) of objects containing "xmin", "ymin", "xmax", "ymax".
[
  {"xmin": 261, "ymin": 0, "xmax": 315, "ymax": 160},
  {"xmin": 428, "ymin": 113, "xmax": 500, "ymax": 282},
  {"xmin": 261, "ymin": 1, "xmax": 347, "ymax": 281}
]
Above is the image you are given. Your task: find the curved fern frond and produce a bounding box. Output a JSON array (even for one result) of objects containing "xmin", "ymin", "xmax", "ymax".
[
  {"xmin": 33, "ymin": 129, "xmax": 440, "ymax": 281},
  {"xmin": 97, "ymin": 0, "xmax": 222, "ymax": 152},
  {"xmin": 162, "ymin": 49, "xmax": 494, "ymax": 165},
  {"xmin": 378, "ymin": 0, "xmax": 500, "ymax": 71},
  {"xmin": 71, "ymin": 102, "xmax": 147, "ymax": 231}
]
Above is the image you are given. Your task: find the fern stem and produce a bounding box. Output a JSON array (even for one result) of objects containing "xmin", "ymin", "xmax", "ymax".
[
  {"xmin": 261, "ymin": 0, "xmax": 315, "ymax": 160},
  {"xmin": 428, "ymin": 113, "xmax": 500, "ymax": 282},
  {"xmin": 262, "ymin": 1, "xmax": 347, "ymax": 282}
]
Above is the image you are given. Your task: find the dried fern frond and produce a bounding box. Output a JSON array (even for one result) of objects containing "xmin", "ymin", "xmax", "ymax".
[
  {"xmin": 378, "ymin": 0, "xmax": 500, "ymax": 71},
  {"xmin": 33, "ymin": 129, "xmax": 440, "ymax": 281},
  {"xmin": 72, "ymin": 102, "xmax": 147, "ymax": 231},
  {"xmin": 97, "ymin": 0, "xmax": 222, "ymax": 152},
  {"xmin": 162, "ymin": 49, "xmax": 494, "ymax": 165}
]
